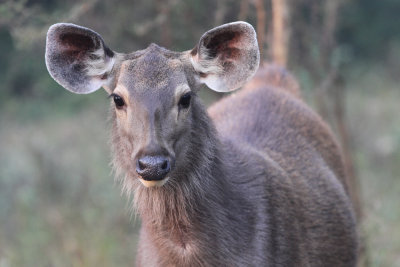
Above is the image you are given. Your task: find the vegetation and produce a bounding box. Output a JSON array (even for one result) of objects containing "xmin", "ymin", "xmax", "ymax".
[{"xmin": 0, "ymin": 0, "xmax": 399, "ymax": 265}]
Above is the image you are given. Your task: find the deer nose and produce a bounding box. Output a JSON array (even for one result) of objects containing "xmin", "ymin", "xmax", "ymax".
[{"xmin": 136, "ymin": 155, "xmax": 171, "ymax": 181}]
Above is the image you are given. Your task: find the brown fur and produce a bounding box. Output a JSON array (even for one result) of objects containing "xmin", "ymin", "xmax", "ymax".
[{"xmin": 45, "ymin": 22, "xmax": 358, "ymax": 266}]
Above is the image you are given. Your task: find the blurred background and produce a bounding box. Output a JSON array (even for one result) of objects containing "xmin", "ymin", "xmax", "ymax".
[{"xmin": 0, "ymin": 0, "xmax": 399, "ymax": 266}]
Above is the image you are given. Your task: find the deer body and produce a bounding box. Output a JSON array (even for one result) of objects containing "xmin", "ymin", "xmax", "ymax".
[{"xmin": 45, "ymin": 22, "xmax": 357, "ymax": 266}]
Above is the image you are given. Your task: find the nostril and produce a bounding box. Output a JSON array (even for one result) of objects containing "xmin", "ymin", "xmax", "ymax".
[
  {"xmin": 161, "ymin": 160, "xmax": 169, "ymax": 170},
  {"xmin": 138, "ymin": 159, "xmax": 145, "ymax": 170}
]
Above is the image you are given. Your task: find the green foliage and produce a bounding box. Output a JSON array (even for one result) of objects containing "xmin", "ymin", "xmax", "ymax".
[{"xmin": 338, "ymin": 0, "xmax": 400, "ymax": 61}]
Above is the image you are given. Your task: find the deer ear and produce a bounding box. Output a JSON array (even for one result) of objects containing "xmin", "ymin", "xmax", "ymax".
[
  {"xmin": 45, "ymin": 23, "xmax": 116, "ymax": 94},
  {"xmin": 190, "ymin": 21, "xmax": 260, "ymax": 92}
]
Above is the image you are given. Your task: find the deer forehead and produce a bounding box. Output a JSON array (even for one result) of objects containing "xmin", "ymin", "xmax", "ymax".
[{"xmin": 115, "ymin": 46, "xmax": 189, "ymax": 97}]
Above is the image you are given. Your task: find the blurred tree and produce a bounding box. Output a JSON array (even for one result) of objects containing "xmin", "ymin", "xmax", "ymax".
[
  {"xmin": 271, "ymin": 0, "xmax": 289, "ymax": 66},
  {"xmin": 254, "ymin": 0, "xmax": 266, "ymax": 59},
  {"xmin": 338, "ymin": 0, "xmax": 400, "ymax": 62},
  {"xmin": 0, "ymin": 0, "xmax": 398, "ymax": 103}
]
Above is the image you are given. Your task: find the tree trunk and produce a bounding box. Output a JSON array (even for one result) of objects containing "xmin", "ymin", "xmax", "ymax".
[
  {"xmin": 214, "ymin": 0, "xmax": 227, "ymax": 26},
  {"xmin": 254, "ymin": 0, "xmax": 266, "ymax": 60},
  {"xmin": 271, "ymin": 0, "xmax": 289, "ymax": 66},
  {"xmin": 157, "ymin": 0, "xmax": 172, "ymax": 47},
  {"xmin": 238, "ymin": 0, "xmax": 250, "ymax": 21}
]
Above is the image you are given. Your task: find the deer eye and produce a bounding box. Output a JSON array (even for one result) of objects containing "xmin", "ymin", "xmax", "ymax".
[
  {"xmin": 178, "ymin": 92, "xmax": 191, "ymax": 109},
  {"xmin": 111, "ymin": 94, "xmax": 125, "ymax": 109}
]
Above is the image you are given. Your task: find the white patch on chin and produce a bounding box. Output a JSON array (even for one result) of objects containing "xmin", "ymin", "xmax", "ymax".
[{"xmin": 139, "ymin": 177, "xmax": 169, "ymax": 188}]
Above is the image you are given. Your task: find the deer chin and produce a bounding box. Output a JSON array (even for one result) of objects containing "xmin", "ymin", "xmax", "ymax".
[{"xmin": 139, "ymin": 177, "xmax": 169, "ymax": 188}]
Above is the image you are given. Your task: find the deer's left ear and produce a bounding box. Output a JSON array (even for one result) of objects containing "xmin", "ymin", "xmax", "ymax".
[
  {"xmin": 190, "ymin": 21, "xmax": 260, "ymax": 92},
  {"xmin": 45, "ymin": 23, "xmax": 117, "ymax": 94}
]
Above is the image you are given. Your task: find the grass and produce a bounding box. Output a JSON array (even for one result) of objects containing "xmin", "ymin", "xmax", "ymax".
[
  {"xmin": 345, "ymin": 66, "xmax": 400, "ymax": 266},
  {"xmin": 0, "ymin": 99, "xmax": 140, "ymax": 266}
]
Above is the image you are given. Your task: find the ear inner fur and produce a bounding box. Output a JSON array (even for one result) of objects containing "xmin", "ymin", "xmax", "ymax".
[{"xmin": 190, "ymin": 21, "xmax": 260, "ymax": 92}]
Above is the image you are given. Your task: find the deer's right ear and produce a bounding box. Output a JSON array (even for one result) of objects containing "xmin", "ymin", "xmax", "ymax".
[{"xmin": 45, "ymin": 23, "xmax": 116, "ymax": 94}]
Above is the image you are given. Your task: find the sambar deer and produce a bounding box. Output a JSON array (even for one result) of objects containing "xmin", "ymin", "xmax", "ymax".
[{"xmin": 45, "ymin": 21, "xmax": 358, "ymax": 266}]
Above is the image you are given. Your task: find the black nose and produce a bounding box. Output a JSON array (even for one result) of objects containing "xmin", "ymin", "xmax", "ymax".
[{"xmin": 136, "ymin": 155, "xmax": 171, "ymax": 181}]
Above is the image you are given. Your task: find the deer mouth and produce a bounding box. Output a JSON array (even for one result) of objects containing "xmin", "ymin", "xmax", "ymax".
[{"xmin": 139, "ymin": 177, "xmax": 169, "ymax": 188}]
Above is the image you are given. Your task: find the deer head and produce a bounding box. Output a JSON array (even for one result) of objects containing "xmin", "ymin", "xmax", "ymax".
[{"xmin": 45, "ymin": 22, "xmax": 259, "ymax": 189}]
